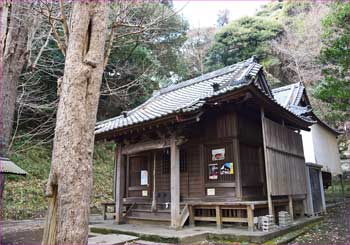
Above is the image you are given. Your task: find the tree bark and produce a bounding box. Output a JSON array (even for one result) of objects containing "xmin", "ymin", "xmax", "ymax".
[
  {"xmin": 42, "ymin": 2, "xmax": 108, "ymax": 244},
  {"xmin": 0, "ymin": 1, "xmax": 32, "ymax": 156}
]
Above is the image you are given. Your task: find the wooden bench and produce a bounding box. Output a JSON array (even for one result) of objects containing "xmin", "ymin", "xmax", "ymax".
[{"xmin": 102, "ymin": 202, "xmax": 115, "ymax": 220}]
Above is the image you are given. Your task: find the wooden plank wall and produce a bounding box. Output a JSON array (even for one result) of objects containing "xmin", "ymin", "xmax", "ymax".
[
  {"xmin": 153, "ymin": 145, "xmax": 202, "ymax": 201},
  {"xmin": 263, "ymin": 117, "xmax": 307, "ymax": 196},
  {"xmin": 186, "ymin": 145, "xmax": 202, "ymax": 198},
  {"xmin": 239, "ymin": 112, "xmax": 265, "ymax": 198}
]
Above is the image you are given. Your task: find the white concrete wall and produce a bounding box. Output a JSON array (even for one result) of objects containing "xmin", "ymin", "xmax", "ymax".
[
  {"xmin": 311, "ymin": 124, "xmax": 342, "ymax": 175},
  {"xmin": 301, "ymin": 124, "xmax": 342, "ymax": 175},
  {"xmin": 301, "ymin": 130, "xmax": 316, "ymax": 163}
]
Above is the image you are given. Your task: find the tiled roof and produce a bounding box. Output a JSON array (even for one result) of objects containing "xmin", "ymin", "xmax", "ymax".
[
  {"xmin": 272, "ymin": 82, "xmax": 305, "ymax": 109},
  {"xmin": 272, "ymin": 82, "xmax": 314, "ymax": 117},
  {"xmin": 272, "ymin": 82, "xmax": 339, "ymax": 134},
  {"xmin": 0, "ymin": 157, "xmax": 27, "ymax": 175},
  {"xmin": 96, "ymin": 58, "xmax": 262, "ymax": 135}
]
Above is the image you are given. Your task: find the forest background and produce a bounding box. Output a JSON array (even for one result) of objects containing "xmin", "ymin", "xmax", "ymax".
[{"xmin": 3, "ymin": 0, "xmax": 350, "ymax": 220}]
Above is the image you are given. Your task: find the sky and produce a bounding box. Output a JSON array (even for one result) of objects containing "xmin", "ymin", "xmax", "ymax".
[{"xmin": 173, "ymin": 0, "xmax": 270, "ymax": 28}]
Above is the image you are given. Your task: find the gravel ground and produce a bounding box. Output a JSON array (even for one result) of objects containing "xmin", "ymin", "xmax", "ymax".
[
  {"xmin": 289, "ymin": 201, "xmax": 350, "ymax": 244},
  {"xmin": 0, "ymin": 215, "xmax": 103, "ymax": 244}
]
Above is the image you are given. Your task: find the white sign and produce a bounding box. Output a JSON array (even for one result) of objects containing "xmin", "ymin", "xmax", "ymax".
[
  {"xmin": 207, "ymin": 188, "xmax": 215, "ymax": 196},
  {"xmin": 142, "ymin": 190, "xmax": 148, "ymax": 197},
  {"xmin": 141, "ymin": 170, "xmax": 148, "ymax": 185}
]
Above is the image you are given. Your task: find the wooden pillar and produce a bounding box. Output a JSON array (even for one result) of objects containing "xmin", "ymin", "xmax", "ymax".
[
  {"xmin": 319, "ymin": 170, "xmax": 327, "ymax": 214},
  {"xmin": 126, "ymin": 155, "xmax": 130, "ymax": 198},
  {"xmin": 151, "ymin": 152, "xmax": 157, "ymax": 212},
  {"xmin": 233, "ymin": 112, "xmax": 242, "ymax": 199},
  {"xmin": 113, "ymin": 150, "xmax": 117, "ymax": 202},
  {"xmin": 288, "ymin": 195, "xmax": 294, "ymax": 221},
  {"xmin": 188, "ymin": 205, "xmax": 195, "ymax": 227},
  {"xmin": 215, "ymin": 205, "xmax": 222, "ymax": 229},
  {"xmin": 305, "ymin": 166, "xmax": 314, "ymax": 216},
  {"xmin": 115, "ymin": 143, "xmax": 124, "ymax": 224},
  {"xmin": 170, "ymin": 135, "xmax": 180, "ymax": 229},
  {"xmin": 258, "ymin": 147, "xmax": 267, "ymax": 196},
  {"xmin": 247, "ymin": 204, "xmax": 255, "ymax": 231},
  {"xmin": 267, "ymin": 195, "xmax": 273, "ymax": 219},
  {"xmin": 260, "ymin": 107, "xmax": 274, "ymax": 219},
  {"xmin": 233, "ymin": 138, "xmax": 242, "ymax": 199},
  {"xmin": 199, "ymin": 144, "xmax": 205, "ymax": 197}
]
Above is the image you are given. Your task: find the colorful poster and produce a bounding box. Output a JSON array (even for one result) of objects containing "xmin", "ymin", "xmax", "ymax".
[
  {"xmin": 141, "ymin": 170, "xmax": 148, "ymax": 185},
  {"xmin": 208, "ymin": 163, "xmax": 219, "ymax": 180},
  {"xmin": 220, "ymin": 162, "xmax": 234, "ymax": 175},
  {"xmin": 212, "ymin": 148, "xmax": 225, "ymax": 161}
]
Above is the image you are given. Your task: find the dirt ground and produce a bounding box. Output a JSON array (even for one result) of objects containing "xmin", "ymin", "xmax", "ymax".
[
  {"xmin": 289, "ymin": 201, "xmax": 350, "ymax": 244},
  {"xmin": 1, "ymin": 203, "xmax": 349, "ymax": 244},
  {"xmin": 1, "ymin": 219, "xmax": 44, "ymax": 244}
]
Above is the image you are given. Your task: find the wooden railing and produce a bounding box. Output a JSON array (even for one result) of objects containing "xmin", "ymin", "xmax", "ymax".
[
  {"xmin": 186, "ymin": 202, "xmax": 262, "ymax": 231},
  {"xmin": 179, "ymin": 204, "xmax": 189, "ymax": 227},
  {"xmin": 123, "ymin": 203, "xmax": 136, "ymax": 217}
]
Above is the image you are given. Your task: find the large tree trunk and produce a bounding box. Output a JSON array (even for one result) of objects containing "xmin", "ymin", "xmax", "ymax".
[
  {"xmin": 42, "ymin": 2, "xmax": 108, "ymax": 244},
  {"xmin": 0, "ymin": 1, "xmax": 32, "ymax": 156}
]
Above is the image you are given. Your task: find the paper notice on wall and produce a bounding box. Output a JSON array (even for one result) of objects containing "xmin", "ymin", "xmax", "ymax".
[
  {"xmin": 207, "ymin": 188, "xmax": 215, "ymax": 196},
  {"xmin": 142, "ymin": 190, "xmax": 148, "ymax": 197},
  {"xmin": 141, "ymin": 170, "xmax": 148, "ymax": 185},
  {"xmin": 208, "ymin": 163, "xmax": 218, "ymax": 180},
  {"xmin": 220, "ymin": 162, "xmax": 234, "ymax": 175},
  {"xmin": 212, "ymin": 148, "xmax": 225, "ymax": 161}
]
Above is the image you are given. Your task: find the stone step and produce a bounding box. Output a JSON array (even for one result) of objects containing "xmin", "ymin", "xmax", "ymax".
[
  {"xmin": 133, "ymin": 240, "xmax": 171, "ymax": 245},
  {"xmin": 88, "ymin": 234, "xmax": 138, "ymax": 245}
]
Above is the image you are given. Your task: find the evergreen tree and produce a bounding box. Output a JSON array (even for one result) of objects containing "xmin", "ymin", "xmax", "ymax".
[
  {"xmin": 314, "ymin": 2, "xmax": 350, "ymax": 123},
  {"xmin": 205, "ymin": 16, "xmax": 283, "ymax": 72}
]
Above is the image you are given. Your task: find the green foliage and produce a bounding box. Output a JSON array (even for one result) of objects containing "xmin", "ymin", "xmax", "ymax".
[
  {"xmin": 16, "ymin": 2, "xmax": 188, "ymax": 140},
  {"xmin": 313, "ymin": 2, "xmax": 350, "ymax": 122},
  {"xmin": 98, "ymin": 2, "xmax": 189, "ymax": 120},
  {"xmin": 3, "ymin": 141, "xmax": 115, "ymax": 219},
  {"xmin": 256, "ymin": 1, "xmax": 283, "ymax": 18},
  {"xmin": 3, "ymin": 140, "xmax": 51, "ymax": 219},
  {"xmin": 282, "ymin": 1, "xmax": 312, "ymax": 17},
  {"xmin": 204, "ymin": 16, "xmax": 283, "ymax": 72}
]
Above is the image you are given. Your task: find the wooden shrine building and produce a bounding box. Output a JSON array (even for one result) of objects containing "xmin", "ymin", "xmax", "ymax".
[{"xmin": 95, "ymin": 57, "xmax": 313, "ymax": 230}]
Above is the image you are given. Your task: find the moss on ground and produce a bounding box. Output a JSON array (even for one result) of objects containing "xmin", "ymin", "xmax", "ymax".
[{"xmin": 3, "ymin": 141, "xmax": 115, "ymax": 220}]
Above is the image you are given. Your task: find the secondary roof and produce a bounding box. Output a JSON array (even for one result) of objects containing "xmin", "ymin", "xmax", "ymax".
[{"xmin": 272, "ymin": 82, "xmax": 340, "ymax": 135}]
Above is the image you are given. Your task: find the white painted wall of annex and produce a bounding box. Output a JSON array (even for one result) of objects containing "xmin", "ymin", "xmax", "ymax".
[
  {"xmin": 301, "ymin": 130, "xmax": 316, "ymax": 163},
  {"xmin": 311, "ymin": 124, "xmax": 342, "ymax": 175},
  {"xmin": 301, "ymin": 124, "xmax": 341, "ymax": 175}
]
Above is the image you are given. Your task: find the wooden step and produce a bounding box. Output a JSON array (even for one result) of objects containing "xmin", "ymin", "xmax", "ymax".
[
  {"xmin": 131, "ymin": 209, "xmax": 170, "ymax": 213},
  {"xmin": 126, "ymin": 215, "xmax": 170, "ymax": 226},
  {"xmin": 129, "ymin": 210, "xmax": 171, "ymax": 219}
]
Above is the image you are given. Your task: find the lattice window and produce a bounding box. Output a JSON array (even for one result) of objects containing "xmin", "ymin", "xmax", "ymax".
[{"xmin": 162, "ymin": 148, "xmax": 187, "ymax": 174}]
